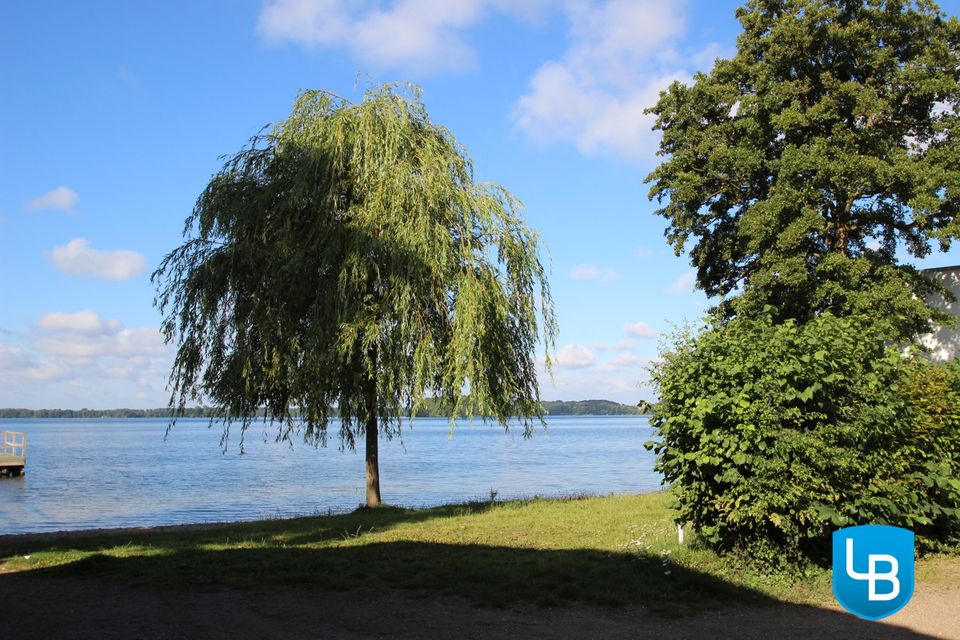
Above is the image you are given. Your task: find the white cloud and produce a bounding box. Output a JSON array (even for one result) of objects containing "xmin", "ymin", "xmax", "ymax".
[
  {"xmin": 624, "ymin": 321, "xmax": 657, "ymax": 338},
  {"xmin": 536, "ymin": 339, "xmax": 659, "ymax": 404},
  {"xmin": 570, "ymin": 263, "xmax": 622, "ymax": 282},
  {"xmin": 0, "ymin": 343, "xmax": 31, "ymax": 370},
  {"xmin": 258, "ymin": 0, "xmax": 548, "ymax": 73},
  {"xmin": 691, "ymin": 41, "xmax": 727, "ymax": 71},
  {"xmin": 0, "ymin": 314, "xmax": 175, "ymax": 408},
  {"xmin": 37, "ymin": 327, "xmax": 168, "ymax": 360},
  {"xmin": 514, "ymin": 0, "xmax": 715, "ymax": 164},
  {"xmin": 555, "ymin": 343, "xmax": 596, "ymax": 369},
  {"xmin": 38, "ymin": 310, "xmax": 122, "ymax": 335},
  {"xmin": 0, "ymin": 342, "xmax": 70, "ymax": 382},
  {"xmin": 592, "ymin": 338, "xmax": 635, "ymax": 352},
  {"xmin": 668, "ymin": 269, "xmax": 696, "ymax": 294},
  {"xmin": 118, "ymin": 66, "xmax": 140, "ymax": 91},
  {"xmin": 633, "ymin": 246, "xmax": 653, "ymax": 257},
  {"xmin": 598, "ymin": 353, "xmax": 648, "ymax": 371},
  {"xmin": 104, "ymin": 365, "xmax": 137, "ymax": 381},
  {"xmin": 48, "ymin": 238, "xmax": 147, "ymax": 281},
  {"xmin": 34, "ymin": 313, "xmax": 167, "ymax": 361},
  {"xmin": 28, "ymin": 186, "xmax": 78, "ymax": 213},
  {"xmin": 537, "ymin": 364, "xmax": 653, "ymax": 404},
  {"xmin": 23, "ymin": 364, "xmax": 70, "ymax": 381}
]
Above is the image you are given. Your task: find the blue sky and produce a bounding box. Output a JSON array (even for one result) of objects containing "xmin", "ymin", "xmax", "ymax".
[{"xmin": 2, "ymin": 0, "xmax": 960, "ymax": 409}]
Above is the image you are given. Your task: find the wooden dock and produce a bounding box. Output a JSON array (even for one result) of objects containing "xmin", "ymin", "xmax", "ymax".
[{"xmin": 0, "ymin": 430, "xmax": 25, "ymax": 477}]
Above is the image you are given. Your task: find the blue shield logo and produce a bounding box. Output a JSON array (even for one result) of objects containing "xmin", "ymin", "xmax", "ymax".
[{"xmin": 833, "ymin": 525, "xmax": 914, "ymax": 620}]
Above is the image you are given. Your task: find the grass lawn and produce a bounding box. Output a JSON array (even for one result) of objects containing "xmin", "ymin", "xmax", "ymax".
[{"xmin": 0, "ymin": 492, "xmax": 955, "ymax": 613}]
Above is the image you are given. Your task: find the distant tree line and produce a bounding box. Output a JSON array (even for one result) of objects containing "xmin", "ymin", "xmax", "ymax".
[
  {"xmin": 0, "ymin": 399, "xmax": 643, "ymax": 420},
  {"xmin": 412, "ymin": 398, "xmax": 641, "ymax": 417},
  {"xmin": 0, "ymin": 408, "xmax": 225, "ymax": 419},
  {"xmin": 539, "ymin": 400, "xmax": 642, "ymax": 416}
]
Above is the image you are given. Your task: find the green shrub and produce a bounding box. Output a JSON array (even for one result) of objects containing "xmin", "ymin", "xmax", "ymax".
[
  {"xmin": 900, "ymin": 359, "xmax": 960, "ymax": 546},
  {"xmin": 648, "ymin": 312, "xmax": 960, "ymax": 567}
]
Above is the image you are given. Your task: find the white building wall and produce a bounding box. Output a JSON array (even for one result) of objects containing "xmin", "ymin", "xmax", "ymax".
[{"xmin": 920, "ymin": 266, "xmax": 960, "ymax": 362}]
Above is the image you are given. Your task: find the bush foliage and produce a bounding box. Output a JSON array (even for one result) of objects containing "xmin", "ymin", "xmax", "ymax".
[{"xmin": 648, "ymin": 311, "xmax": 960, "ymax": 566}]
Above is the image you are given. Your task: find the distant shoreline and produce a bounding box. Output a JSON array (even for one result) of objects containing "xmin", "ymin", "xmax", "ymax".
[{"xmin": 0, "ymin": 400, "xmax": 644, "ymax": 419}]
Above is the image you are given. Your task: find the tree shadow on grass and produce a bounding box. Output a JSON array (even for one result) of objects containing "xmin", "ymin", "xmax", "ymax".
[
  {"xmin": 0, "ymin": 500, "xmax": 498, "ymax": 555},
  {"xmin": 0, "ymin": 541, "xmax": 943, "ymax": 639}
]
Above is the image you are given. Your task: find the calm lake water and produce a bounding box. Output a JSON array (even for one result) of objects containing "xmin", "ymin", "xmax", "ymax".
[{"xmin": 0, "ymin": 416, "xmax": 660, "ymax": 535}]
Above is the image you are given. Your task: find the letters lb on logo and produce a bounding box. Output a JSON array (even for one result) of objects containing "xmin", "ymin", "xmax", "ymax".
[{"xmin": 833, "ymin": 525, "xmax": 915, "ymax": 621}]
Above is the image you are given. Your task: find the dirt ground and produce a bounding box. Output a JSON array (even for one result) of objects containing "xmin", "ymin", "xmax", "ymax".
[{"xmin": 1, "ymin": 569, "xmax": 957, "ymax": 640}]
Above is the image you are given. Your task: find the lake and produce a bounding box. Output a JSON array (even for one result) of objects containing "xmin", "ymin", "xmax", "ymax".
[{"xmin": 0, "ymin": 416, "xmax": 660, "ymax": 535}]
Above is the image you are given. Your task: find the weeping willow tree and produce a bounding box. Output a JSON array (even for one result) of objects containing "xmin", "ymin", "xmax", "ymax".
[{"xmin": 153, "ymin": 83, "xmax": 556, "ymax": 507}]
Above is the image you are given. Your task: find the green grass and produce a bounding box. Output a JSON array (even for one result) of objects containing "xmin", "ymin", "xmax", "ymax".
[{"xmin": 0, "ymin": 492, "xmax": 954, "ymax": 613}]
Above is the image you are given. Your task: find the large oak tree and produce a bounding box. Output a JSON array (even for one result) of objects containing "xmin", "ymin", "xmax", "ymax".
[
  {"xmin": 153, "ymin": 84, "xmax": 556, "ymax": 507},
  {"xmin": 646, "ymin": 0, "xmax": 960, "ymax": 338}
]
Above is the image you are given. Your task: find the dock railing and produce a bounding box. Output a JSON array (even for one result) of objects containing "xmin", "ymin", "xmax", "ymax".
[{"xmin": 0, "ymin": 430, "xmax": 26, "ymax": 476}]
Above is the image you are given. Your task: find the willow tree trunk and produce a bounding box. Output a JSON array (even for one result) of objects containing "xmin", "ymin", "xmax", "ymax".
[{"xmin": 364, "ymin": 385, "xmax": 382, "ymax": 508}]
